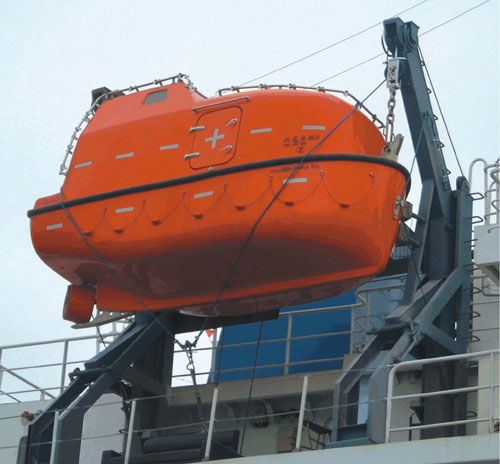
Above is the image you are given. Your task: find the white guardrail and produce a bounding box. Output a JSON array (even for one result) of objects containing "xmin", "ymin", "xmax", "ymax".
[
  {"xmin": 0, "ymin": 332, "xmax": 120, "ymax": 402},
  {"xmin": 385, "ymin": 349, "xmax": 499, "ymax": 443},
  {"xmin": 0, "ymin": 281, "xmax": 402, "ymax": 403}
]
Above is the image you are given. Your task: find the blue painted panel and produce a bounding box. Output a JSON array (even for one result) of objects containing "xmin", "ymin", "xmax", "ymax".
[{"xmin": 213, "ymin": 292, "xmax": 355, "ymax": 382}]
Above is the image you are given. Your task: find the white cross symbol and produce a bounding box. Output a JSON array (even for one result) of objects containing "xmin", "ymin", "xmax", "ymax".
[{"xmin": 205, "ymin": 128, "xmax": 225, "ymax": 149}]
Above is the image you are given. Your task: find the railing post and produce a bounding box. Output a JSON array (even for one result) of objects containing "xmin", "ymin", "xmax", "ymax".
[
  {"xmin": 60, "ymin": 341, "xmax": 69, "ymax": 392},
  {"xmin": 0, "ymin": 349, "xmax": 3, "ymax": 392},
  {"xmin": 49, "ymin": 410, "xmax": 60, "ymax": 464},
  {"xmin": 209, "ymin": 328, "xmax": 218, "ymax": 384},
  {"xmin": 489, "ymin": 351, "xmax": 495, "ymax": 433},
  {"xmin": 385, "ymin": 365, "xmax": 397, "ymax": 443},
  {"xmin": 284, "ymin": 314, "xmax": 293, "ymax": 375},
  {"xmin": 204, "ymin": 387, "xmax": 219, "ymax": 461},
  {"xmin": 294, "ymin": 376, "xmax": 309, "ymax": 451},
  {"xmin": 124, "ymin": 399, "xmax": 137, "ymax": 464}
]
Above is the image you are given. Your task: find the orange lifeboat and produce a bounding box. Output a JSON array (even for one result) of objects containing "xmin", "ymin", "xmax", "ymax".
[{"xmin": 29, "ymin": 76, "xmax": 409, "ymax": 323}]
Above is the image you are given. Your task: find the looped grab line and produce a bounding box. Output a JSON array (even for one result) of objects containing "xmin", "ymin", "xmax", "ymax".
[
  {"xmin": 320, "ymin": 170, "xmax": 377, "ymax": 208},
  {"xmin": 143, "ymin": 195, "xmax": 184, "ymax": 225},
  {"xmin": 223, "ymin": 179, "xmax": 273, "ymax": 210},
  {"xmin": 101, "ymin": 201, "xmax": 146, "ymax": 233},
  {"xmin": 270, "ymin": 174, "xmax": 323, "ymax": 206},
  {"xmin": 182, "ymin": 189, "xmax": 225, "ymax": 218}
]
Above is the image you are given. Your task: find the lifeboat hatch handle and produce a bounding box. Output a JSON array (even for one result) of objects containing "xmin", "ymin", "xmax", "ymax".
[{"xmin": 188, "ymin": 106, "xmax": 242, "ymax": 169}]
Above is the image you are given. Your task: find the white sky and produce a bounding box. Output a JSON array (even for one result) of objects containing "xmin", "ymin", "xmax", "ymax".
[{"xmin": 0, "ymin": 0, "xmax": 498, "ymax": 349}]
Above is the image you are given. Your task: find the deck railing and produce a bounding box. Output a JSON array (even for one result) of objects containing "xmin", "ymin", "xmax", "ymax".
[
  {"xmin": 0, "ymin": 331, "xmax": 120, "ymax": 402},
  {"xmin": 2, "ymin": 277, "xmax": 496, "ymax": 402},
  {"xmin": 0, "ymin": 280, "xmax": 399, "ymax": 402},
  {"xmin": 385, "ymin": 349, "xmax": 499, "ymax": 443}
]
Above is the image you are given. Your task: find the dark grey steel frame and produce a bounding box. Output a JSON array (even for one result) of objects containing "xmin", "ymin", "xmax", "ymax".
[
  {"xmin": 331, "ymin": 17, "xmax": 472, "ymax": 445},
  {"xmin": 24, "ymin": 309, "xmax": 277, "ymax": 463}
]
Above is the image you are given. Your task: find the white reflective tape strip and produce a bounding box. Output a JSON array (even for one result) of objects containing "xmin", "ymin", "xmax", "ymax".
[
  {"xmin": 46, "ymin": 223, "xmax": 63, "ymax": 231},
  {"xmin": 115, "ymin": 152, "xmax": 134, "ymax": 159},
  {"xmin": 193, "ymin": 191, "xmax": 214, "ymax": 199},
  {"xmin": 160, "ymin": 144, "xmax": 179, "ymax": 150},
  {"xmin": 302, "ymin": 125, "xmax": 326, "ymax": 130},
  {"xmin": 74, "ymin": 161, "xmax": 92, "ymax": 169},
  {"xmin": 283, "ymin": 177, "xmax": 308, "ymax": 184},
  {"xmin": 250, "ymin": 128, "xmax": 272, "ymax": 134},
  {"xmin": 115, "ymin": 207, "xmax": 134, "ymax": 214}
]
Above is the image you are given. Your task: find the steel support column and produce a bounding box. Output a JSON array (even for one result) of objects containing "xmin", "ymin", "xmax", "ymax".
[{"xmin": 26, "ymin": 313, "xmax": 171, "ymax": 464}]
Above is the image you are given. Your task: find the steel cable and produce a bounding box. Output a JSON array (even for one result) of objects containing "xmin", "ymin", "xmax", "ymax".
[
  {"xmin": 313, "ymin": 0, "xmax": 492, "ymax": 86},
  {"xmin": 417, "ymin": 44, "xmax": 465, "ymax": 178},
  {"xmin": 238, "ymin": 0, "xmax": 429, "ymax": 86}
]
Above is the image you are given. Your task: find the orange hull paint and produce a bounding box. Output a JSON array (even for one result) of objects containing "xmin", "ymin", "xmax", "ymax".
[{"xmin": 29, "ymin": 81, "xmax": 408, "ymax": 320}]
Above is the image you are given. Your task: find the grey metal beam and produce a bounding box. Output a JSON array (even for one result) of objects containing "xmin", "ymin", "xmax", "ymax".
[
  {"xmin": 367, "ymin": 330, "xmax": 414, "ymax": 444},
  {"xmin": 414, "ymin": 269, "xmax": 461, "ymax": 327},
  {"xmin": 384, "ymin": 19, "xmax": 451, "ymax": 214},
  {"xmin": 26, "ymin": 313, "xmax": 170, "ymax": 464},
  {"xmin": 420, "ymin": 324, "xmax": 461, "ymax": 355},
  {"xmin": 26, "ymin": 377, "xmax": 88, "ymax": 463},
  {"xmin": 453, "ymin": 179, "xmax": 473, "ymax": 351},
  {"xmin": 52, "ymin": 313, "xmax": 168, "ymax": 463},
  {"xmin": 53, "ymin": 372, "xmax": 117, "ymax": 463},
  {"xmin": 331, "ymin": 335, "xmax": 386, "ymax": 441},
  {"xmin": 123, "ymin": 367, "xmax": 165, "ymax": 396},
  {"xmin": 386, "ymin": 279, "xmax": 440, "ymax": 325},
  {"xmin": 402, "ymin": 180, "xmax": 434, "ymax": 304}
]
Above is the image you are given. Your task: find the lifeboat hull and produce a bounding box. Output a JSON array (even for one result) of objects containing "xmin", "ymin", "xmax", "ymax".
[
  {"xmin": 28, "ymin": 81, "xmax": 409, "ymax": 320},
  {"xmin": 30, "ymin": 157, "xmax": 407, "ymax": 318}
]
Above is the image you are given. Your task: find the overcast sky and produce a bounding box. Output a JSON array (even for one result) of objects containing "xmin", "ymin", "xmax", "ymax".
[{"xmin": 0, "ymin": 0, "xmax": 498, "ymax": 350}]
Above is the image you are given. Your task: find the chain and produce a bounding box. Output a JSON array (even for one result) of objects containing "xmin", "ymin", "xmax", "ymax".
[
  {"xmin": 385, "ymin": 86, "xmax": 397, "ymax": 143},
  {"xmin": 184, "ymin": 341, "xmax": 207, "ymax": 431},
  {"xmin": 384, "ymin": 58, "xmax": 402, "ymax": 144}
]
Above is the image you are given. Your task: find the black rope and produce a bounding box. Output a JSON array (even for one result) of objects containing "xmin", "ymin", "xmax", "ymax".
[
  {"xmin": 239, "ymin": 321, "xmax": 265, "ymax": 455},
  {"xmin": 312, "ymin": 53, "xmax": 385, "ymax": 86},
  {"xmin": 407, "ymin": 117, "xmax": 426, "ymax": 185},
  {"xmin": 95, "ymin": 326, "xmax": 107, "ymax": 347},
  {"xmin": 409, "ymin": 247, "xmax": 428, "ymax": 305},
  {"xmin": 418, "ymin": 44, "xmax": 465, "ymax": 178}
]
